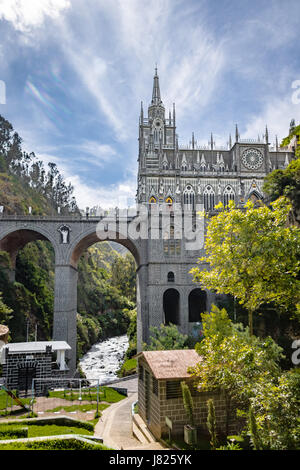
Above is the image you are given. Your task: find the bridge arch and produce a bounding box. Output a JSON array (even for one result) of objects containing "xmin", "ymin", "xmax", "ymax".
[
  {"xmin": 0, "ymin": 226, "xmax": 59, "ymax": 279},
  {"xmin": 0, "ymin": 219, "xmax": 147, "ymax": 376},
  {"xmin": 67, "ymin": 226, "xmax": 141, "ymax": 268}
]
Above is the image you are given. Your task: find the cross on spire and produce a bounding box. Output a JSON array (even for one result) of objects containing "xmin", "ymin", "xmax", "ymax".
[{"xmin": 151, "ymin": 66, "xmax": 162, "ymax": 106}]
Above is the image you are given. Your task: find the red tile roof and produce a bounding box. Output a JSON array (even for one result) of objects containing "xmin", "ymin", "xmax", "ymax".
[{"xmin": 137, "ymin": 349, "xmax": 202, "ymax": 379}]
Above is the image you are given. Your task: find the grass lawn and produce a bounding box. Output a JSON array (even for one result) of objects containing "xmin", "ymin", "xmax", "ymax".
[
  {"xmin": 0, "ymin": 423, "xmax": 93, "ymax": 440},
  {"xmin": 48, "ymin": 386, "xmax": 125, "ymax": 404},
  {"xmin": 0, "ymin": 390, "xmax": 31, "ymax": 415},
  {"xmin": 27, "ymin": 424, "xmax": 93, "ymax": 437},
  {"xmin": 119, "ymin": 358, "xmax": 137, "ymax": 376},
  {"xmin": 45, "ymin": 403, "xmax": 109, "ymax": 413}
]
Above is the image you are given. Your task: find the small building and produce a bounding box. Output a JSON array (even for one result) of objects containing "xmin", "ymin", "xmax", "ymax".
[
  {"xmin": 1, "ymin": 341, "xmax": 71, "ymax": 395},
  {"xmin": 137, "ymin": 349, "xmax": 241, "ymax": 440}
]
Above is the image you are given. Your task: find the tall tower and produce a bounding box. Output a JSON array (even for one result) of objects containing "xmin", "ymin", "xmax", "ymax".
[
  {"xmin": 137, "ymin": 68, "xmax": 176, "ymax": 204},
  {"xmin": 135, "ymin": 69, "xmax": 294, "ymax": 349}
]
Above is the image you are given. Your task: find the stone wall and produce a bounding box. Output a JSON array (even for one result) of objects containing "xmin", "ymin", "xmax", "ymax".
[
  {"xmin": 3, "ymin": 350, "xmax": 52, "ymax": 394},
  {"xmin": 138, "ymin": 358, "xmax": 242, "ymax": 440},
  {"xmin": 2, "ymin": 350, "xmax": 68, "ymax": 395}
]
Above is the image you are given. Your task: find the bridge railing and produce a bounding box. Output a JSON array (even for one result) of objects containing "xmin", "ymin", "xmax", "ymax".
[{"xmin": 0, "ymin": 212, "xmax": 139, "ymax": 222}]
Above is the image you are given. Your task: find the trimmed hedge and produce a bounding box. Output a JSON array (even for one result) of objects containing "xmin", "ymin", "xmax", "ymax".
[
  {"xmin": 0, "ymin": 438, "xmax": 110, "ymax": 450},
  {"xmin": 0, "ymin": 426, "xmax": 28, "ymax": 439},
  {"xmin": 4, "ymin": 417, "xmax": 94, "ymax": 432}
]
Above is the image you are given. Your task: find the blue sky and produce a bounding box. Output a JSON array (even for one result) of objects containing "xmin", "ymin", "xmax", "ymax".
[{"xmin": 0, "ymin": 0, "xmax": 299, "ymax": 209}]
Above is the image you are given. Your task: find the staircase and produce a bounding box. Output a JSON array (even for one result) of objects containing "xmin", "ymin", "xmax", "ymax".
[{"xmin": 132, "ymin": 413, "xmax": 156, "ymax": 444}]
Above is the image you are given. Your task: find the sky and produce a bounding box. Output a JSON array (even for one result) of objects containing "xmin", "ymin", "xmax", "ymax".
[{"xmin": 0, "ymin": 0, "xmax": 299, "ymax": 209}]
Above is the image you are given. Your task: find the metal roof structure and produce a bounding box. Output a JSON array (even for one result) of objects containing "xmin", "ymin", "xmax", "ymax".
[{"xmin": 2, "ymin": 341, "xmax": 71, "ymax": 354}]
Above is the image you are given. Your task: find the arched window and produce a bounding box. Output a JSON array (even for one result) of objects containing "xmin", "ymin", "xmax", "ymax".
[
  {"xmin": 183, "ymin": 185, "xmax": 195, "ymax": 210},
  {"xmin": 163, "ymin": 289, "xmax": 180, "ymax": 325},
  {"xmin": 248, "ymin": 190, "xmax": 263, "ymax": 206},
  {"xmin": 167, "ymin": 272, "xmax": 175, "ymax": 283},
  {"xmin": 223, "ymin": 186, "xmax": 235, "ymax": 206},
  {"xmin": 149, "ymin": 196, "xmax": 157, "ymax": 204},
  {"xmin": 188, "ymin": 289, "xmax": 207, "ymax": 322},
  {"xmin": 203, "ymin": 186, "xmax": 215, "ymax": 211}
]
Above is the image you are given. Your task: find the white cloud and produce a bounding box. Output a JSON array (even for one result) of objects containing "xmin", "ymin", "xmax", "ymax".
[
  {"xmin": 61, "ymin": 49, "xmax": 127, "ymax": 140},
  {"xmin": 50, "ymin": 0, "xmax": 226, "ymax": 143},
  {"xmin": 31, "ymin": 150, "xmax": 136, "ymax": 209},
  {"xmin": 70, "ymin": 140, "xmax": 117, "ymax": 167},
  {"xmin": 0, "ymin": 0, "xmax": 71, "ymax": 32},
  {"xmin": 65, "ymin": 174, "xmax": 136, "ymax": 210},
  {"xmin": 243, "ymin": 94, "xmax": 299, "ymax": 144}
]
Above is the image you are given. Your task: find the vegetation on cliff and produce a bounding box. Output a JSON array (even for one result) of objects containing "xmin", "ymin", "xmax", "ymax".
[{"xmin": 0, "ymin": 115, "xmax": 136, "ymax": 361}]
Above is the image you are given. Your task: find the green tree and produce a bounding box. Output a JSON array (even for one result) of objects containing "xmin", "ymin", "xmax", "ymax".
[
  {"xmin": 248, "ymin": 406, "xmax": 263, "ymax": 450},
  {"xmin": 124, "ymin": 308, "xmax": 137, "ymax": 359},
  {"xmin": 191, "ymin": 197, "xmax": 300, "ymax": 335},
  {"xmin": 144, "ymin": 323, "xmax": 188, "ymax": 350},
  {"xmin": 188, "ymin": 306, "xmax": 283, "ymax": 435},
  {"xmin": 181, "ymin": 381, "xmax": 195, "ymax": 427},
  {"xmin": 263, "ymin": 158, "xmax": 300, "ymax": 224},
  {"xmin": 207, "ymin": 399, "xmax": 218, "ymax": 450},
  {"xmin": 110, "ymin": 253, "xmax": 136, "ymax": 302},
  {"xmin": 281, "ymin": 123, "xmax": 300, "ymax": 158},
  {"xmin": 0, "ymin": 291, "xmax": 13, "ymax": 325},
  {"xmin": 250, "ymin": 368, "xmax": 300, "ymax": 450}
]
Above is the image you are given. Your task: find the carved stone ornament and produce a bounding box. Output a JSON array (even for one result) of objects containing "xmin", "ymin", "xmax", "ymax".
[{"xmin": 58, "ymin": 225, "xmax": 71, "ymax": 244}]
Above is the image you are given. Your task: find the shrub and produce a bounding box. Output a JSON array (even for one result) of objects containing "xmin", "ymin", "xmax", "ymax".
[
  {"xmin": 0, "ymin": 426, "xmax": 28, "ymax": 439},
  {"xmin": 181, "ymin": 381, "xmax": 194, "ymax": 427},
  {"xmin": 207, "ymin": 399, "xmax": 218, "ymax": 450}
]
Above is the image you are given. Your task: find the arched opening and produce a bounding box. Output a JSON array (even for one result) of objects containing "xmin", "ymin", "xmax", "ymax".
[
  {"xmin": 69, "ymin": 229, "xmax": 141, "ymax": 370},
  {"xmin": 223, "ymin": 186, "xmax": 235, "ymax": 206},
  {"xmin": 188, "ymin": 288, "xmax": 207, "ymax": 322},
  {"xmin": 248, "ymin": 190, "xmax": 263, "ymax": 206},
  {"xmin": 167, "ymin": 271, "xmax": 175, "ymax": 283},
  {"xmin": 0, "ymin": 229, "xmax": 56, "ymax": 342},
  {"xmin": 70, "ymin": 229, "xmax": 140, "ymax": 269},
  {"xmin": 183, "ymin": 185, "xmax": 195, "ymax": 210},
  {"xmin": 203, "ymin": 186, "xmax": 215, "ymax": 211},
  {"xmin": 163, "ymin": 288, "xmax": 180, "ymax": 325}
]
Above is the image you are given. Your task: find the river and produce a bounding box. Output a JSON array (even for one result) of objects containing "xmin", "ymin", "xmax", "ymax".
[{"xmin": 79, "ymin": 334, "xmax": 129, "ymax": 383}]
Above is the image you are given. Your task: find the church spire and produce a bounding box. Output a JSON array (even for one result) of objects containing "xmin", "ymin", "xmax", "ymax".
[
  {"xmin": 235, "ymin": 124, "xmax": 239, "ymax": 143},
  {"xmin": 265, "ymin": 125, "xmax": 269, "ymax": 144},
  {"xmin": 151, "ymin": 66, "xmax": 162, "ymax": 106}
]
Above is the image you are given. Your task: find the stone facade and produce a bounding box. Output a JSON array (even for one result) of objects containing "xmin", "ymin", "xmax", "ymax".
[
  {"xmin": 2, "ymin": 349, "xmax": 52, "ymax": 395},
  {"xmin": 1, "ymin": 343, "xmax": 70, "ymax": 395}
]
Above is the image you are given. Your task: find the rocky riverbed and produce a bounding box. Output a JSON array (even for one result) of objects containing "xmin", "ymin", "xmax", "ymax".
[{"xmin": 79, "ymin": 334, "xmax": 129, "ymax": 383}]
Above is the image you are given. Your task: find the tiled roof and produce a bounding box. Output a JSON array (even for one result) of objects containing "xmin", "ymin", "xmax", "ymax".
[{"xmin": 137, "ymin": 349, "xmax": 202, "ymax": 379}]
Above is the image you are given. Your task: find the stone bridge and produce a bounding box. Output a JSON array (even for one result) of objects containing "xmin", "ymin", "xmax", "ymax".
[{"xmin": 0, "ymin": 213, "xmax": 148, "ymax": 375}]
